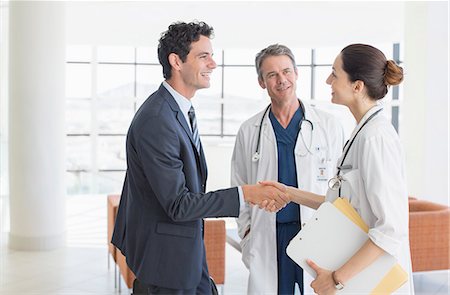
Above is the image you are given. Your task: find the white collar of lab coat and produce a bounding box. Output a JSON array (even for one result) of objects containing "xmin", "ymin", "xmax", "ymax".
[
  {"xmin": 258, "ymin": 100, "xmax": 322, "ymax": 157},
  {"xmin": 302, "ymin": 101, "xmax": 322, "ymax": 123},
  {"xmin": 297, "ymin": 102, "xmax": 320, "ymax": 157},
  {"xmin": 255, "ymin": 100, "xmax": 321, "ymax": 127},
  {"xmin": 349, "ymin": 104, "xmax": 383, "ymax": 139}
]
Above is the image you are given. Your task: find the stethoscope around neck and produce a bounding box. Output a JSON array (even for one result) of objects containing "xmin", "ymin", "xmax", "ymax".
[
  {"xmin": 327, "ymin": 108, "xmax": 382, "ymax": 195},
  {"xmin": 252, "ymin": 100, "xmax": 314, "ymax": 162}
]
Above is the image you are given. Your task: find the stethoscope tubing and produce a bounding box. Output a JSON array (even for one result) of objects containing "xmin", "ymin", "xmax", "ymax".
[
  {"xmin": 253, "ymin": 100, "xmax": 313, "ymax": 162},
  {"xmin": 328, "ymin": 108, "xmax": 383, "ymax": 196}
]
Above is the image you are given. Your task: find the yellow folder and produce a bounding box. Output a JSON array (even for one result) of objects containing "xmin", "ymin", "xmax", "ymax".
[
  {"xmin": 332, "ymin": 198, "xmax": 408, "ymax": 294},
  {"xmin": 286, "ymin": 199, "xmax": 408, "ymax": 294}
]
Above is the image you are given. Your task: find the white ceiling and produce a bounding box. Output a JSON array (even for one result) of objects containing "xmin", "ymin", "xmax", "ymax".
[{"xmin": 66, "ymin": 1, "xmax": 406, "ymax": 48}]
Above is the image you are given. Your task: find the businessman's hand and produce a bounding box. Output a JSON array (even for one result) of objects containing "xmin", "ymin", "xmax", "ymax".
[
  {"xmin": 307, "ymin": 259, "xmax": 336, "ymax": 295},
  {"xmin": 242, "ymin": 183, "xmax": 289, "ymax": 212},
  {"xmin": 259, "ymin": 180, "xmax": 290, "ymax": 198}
]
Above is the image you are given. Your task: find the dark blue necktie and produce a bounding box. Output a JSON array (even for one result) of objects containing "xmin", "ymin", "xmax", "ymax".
[{"xmin": 188, "ymin": 106, "xmax": 201, "ymax": 153}]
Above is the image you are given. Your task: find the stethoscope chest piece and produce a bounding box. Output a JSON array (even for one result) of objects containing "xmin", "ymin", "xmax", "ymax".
[
  {"xmin": 253, "ymin": 100, "xmax": 314, "ymax": 162},
  {"xmin": 328, "ymin": 176, "xmax": 342, "ymax": 190},
  {"xmin": 329, "ymin": 108, "xmax": 382, "ymax": 197}
]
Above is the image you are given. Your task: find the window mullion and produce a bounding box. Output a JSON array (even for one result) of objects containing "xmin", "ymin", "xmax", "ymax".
[{"xmin": 90, "ymin": 46, "xmax": 99, "ymax": 191}]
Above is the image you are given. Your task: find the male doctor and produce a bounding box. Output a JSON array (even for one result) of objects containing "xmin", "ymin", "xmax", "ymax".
[{"xmin": 231, "ymin": 44, "xmax": 344, "ymax": 294}]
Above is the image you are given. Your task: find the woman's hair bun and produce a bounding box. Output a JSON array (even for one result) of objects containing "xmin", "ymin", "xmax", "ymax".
[{"xmin": 384, "ymin": 60, "xmax": 404, "ymax": 86}]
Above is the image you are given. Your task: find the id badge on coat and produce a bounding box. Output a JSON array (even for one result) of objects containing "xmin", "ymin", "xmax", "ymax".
[
  {"xmin": 317, "ymin": 163, "xmax": 328, "ymax": 182},
  {"xmin": 316, "ymin": 146, "xmax": 328, "ymax": 182}
]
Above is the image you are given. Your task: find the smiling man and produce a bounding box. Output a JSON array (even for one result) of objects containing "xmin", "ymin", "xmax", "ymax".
[
  {"xmin": 231, "ymin": 44, "xmax": 344, "ymax": 295},
  {"xmin": 112, "ymin": 22, "xmax": 289, "ymax": 295}
]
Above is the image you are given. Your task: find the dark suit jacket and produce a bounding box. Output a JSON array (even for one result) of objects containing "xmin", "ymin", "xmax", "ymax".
[{"xmin": 112, "ymin": 84, "xmax": 240, "ymax": 289}]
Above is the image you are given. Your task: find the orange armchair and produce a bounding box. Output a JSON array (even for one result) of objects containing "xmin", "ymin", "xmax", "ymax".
[
  {"xmin": 107, "ymin": 194, "xmax": 135, "ymax": 291},
  {"xmin": 408, "ymin": 199, "xmax": 450, "ymax": 272},
  {"xmin": 107, "ymin": 194, "xmax": 120, "ymax": 268},
  {"xmin": 204, "ymin": 219, "xmax": 226, "ymax": 286}
]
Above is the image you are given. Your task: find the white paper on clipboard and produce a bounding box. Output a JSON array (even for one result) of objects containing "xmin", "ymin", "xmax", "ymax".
[{"xmin": 286, "ymin": 202, "xmax": 399, "ymax": 293}]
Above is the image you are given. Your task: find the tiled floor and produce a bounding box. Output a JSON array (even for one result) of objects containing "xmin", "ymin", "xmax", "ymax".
[{"xmin": 0, "ymin": 194, "xmax": 448, "ymax": 294}]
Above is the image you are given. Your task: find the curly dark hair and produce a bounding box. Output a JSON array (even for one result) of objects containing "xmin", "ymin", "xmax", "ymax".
[{"xmin": 158, "ymin": 21, "xmax": 214, "ymax": 80}]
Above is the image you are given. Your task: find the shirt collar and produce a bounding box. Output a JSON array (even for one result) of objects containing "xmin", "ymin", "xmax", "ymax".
[{"xmin": 162, "ymin": 81, "xmax": 192, "ymax": 118}]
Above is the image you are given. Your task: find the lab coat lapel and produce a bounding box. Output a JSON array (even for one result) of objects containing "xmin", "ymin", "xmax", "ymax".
[
  {"xmin": 258, "ymin": 113, "xmax": 278, "ymax": 181},
  {"xmin": 298, "ymin": 103, "xmax": 321, "ymax": 155}
]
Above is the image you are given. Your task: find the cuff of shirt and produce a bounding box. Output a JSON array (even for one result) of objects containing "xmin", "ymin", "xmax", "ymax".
[{"xmin": 238, "ymin": 186, "xmax": 245, "ymax": 213}]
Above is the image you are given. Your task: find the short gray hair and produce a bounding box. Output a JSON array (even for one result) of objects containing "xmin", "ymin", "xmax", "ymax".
[{"xmin": 255, "ymin": 44, "xmax": 297, "ymax": 80}]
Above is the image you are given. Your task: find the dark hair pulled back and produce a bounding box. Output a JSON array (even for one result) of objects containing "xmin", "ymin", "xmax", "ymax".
[{"xmin": 341, "ymin": 44, "xmax": 404, "ymax": 100}]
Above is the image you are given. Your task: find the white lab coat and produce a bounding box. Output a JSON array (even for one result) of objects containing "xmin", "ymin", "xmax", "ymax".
[
  {"xmin": 231, "ymin": 103, "xmax": 345, "ymax": 295},
  {"xmin": 325, "ymin": 106, "xmax": 414, "ymax": 294}
]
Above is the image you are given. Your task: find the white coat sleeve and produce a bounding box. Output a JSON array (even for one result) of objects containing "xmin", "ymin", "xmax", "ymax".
[
  {"xmin": 231, "ymin": 127, "xmax": 252, "ymax": 239},
  {"xmin": 359, "ymin": 133, "xmax": 409, "ymax": 256}
]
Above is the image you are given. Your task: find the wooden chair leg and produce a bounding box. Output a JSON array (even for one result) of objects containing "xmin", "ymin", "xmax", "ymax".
[
  {"xmin": 114, "ymin": 262, "xmax": 117, "ymax": 289},
  {"xmin": 118, "ymin": 269, "xmax": 122, "ymax": 292}
]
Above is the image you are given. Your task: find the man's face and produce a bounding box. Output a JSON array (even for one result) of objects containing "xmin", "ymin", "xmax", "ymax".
[
  {"xmin": 258, "ymin": 55, "xmax": 298, "ymax": 103},
  {"xmin": 179, "ymin": 35, "xmax": 217, "ymax": 93}
]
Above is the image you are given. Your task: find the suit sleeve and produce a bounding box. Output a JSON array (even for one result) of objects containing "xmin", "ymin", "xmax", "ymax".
[
  {"xmin": 134, "ymin": 114, "xmax": 240, "ymax": 222},
  {"xmin": 231, "ymin": 126, "xmax": 252, "ymax": 239}
]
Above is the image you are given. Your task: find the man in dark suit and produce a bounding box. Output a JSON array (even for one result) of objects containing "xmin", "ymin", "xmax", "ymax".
[{"xmin": 112, "ymin": 21, "xmax": 288, "ymax": 295}]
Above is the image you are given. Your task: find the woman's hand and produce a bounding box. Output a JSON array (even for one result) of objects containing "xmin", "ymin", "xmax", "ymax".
[
  {"xmin": 258, "ymin": 181, "xmax": 290, "ymax": 202},
  {"xmin": 260, "ymin": 181, "xmax": 325, "ymax": 209},
  {"xmin": 307, "ymin": 259, "xmax": 337, "ymax": 295}
]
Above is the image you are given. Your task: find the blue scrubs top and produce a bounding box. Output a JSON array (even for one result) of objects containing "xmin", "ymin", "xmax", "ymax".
[
  {"xmin": 270, "ymin": 107, "xmax": 305, "ymax": 294},
  {"xmin": 269, "ymin": 107, "xmax": 302, "ymax": 223}
]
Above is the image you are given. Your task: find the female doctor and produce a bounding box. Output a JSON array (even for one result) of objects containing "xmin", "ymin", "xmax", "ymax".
[
  {"xmin": 264, "ymin": 44, "xmax": 414, "ymax": 294},
  {"xmin": 231, "ymin": 44, "xmax": 344, "ymax": 295}
]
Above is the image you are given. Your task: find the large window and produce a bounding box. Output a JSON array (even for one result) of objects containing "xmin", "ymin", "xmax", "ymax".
[{"xmin": 66, "ymin": 44, "xmax": 403, "ymax": 194}]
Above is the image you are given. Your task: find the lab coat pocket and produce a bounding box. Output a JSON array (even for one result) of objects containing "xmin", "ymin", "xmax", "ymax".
[
  {"xmin": 240, "ymin": 231, "xmax": 251, "ymax": 269},
  {"xmin": 340, "ymin": 168, "xmax": 362, "ymax": 209}
]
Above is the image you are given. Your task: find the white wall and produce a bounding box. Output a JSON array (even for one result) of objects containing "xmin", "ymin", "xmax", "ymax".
[
  {"xmin": 203, "ymin": 141, "xmax": 235, "ymax": 191},
  {"xmin": 402, "ymin": 2, "xmax": 448, "ymax": 205},
  {"xmin": 66, "ymin": 1, "xmax": 405, "ymax": 48},
  {"xmin": 0, "ymin": 1, "xmax": 9, "ymax": 234}
]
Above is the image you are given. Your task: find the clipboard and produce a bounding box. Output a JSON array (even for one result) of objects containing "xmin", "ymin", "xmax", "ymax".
[{"xmin": 286, "ymin": 199, "xmax": 408, "ymax": 294}]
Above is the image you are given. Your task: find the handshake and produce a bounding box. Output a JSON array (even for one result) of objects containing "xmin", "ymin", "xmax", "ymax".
[{"xmin": 242, "ymin": 181, "xmax": 290, "ymax": 212}]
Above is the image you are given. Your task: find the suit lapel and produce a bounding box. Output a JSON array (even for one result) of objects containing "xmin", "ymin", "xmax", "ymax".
[
  {"xmin": 160, "ymin": 84, "xmax": 208, "ymax": 184},
  {"xmin": 160, "ymin": 85, "xmax": 196, "ymax": 147},
  {"xmin": 175, "ymin": 111, "xmax": 195, "ymax": 145},
  {"xmin": 198, "ymin": 142, "xmax": 208, "ymax": 190}
]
